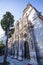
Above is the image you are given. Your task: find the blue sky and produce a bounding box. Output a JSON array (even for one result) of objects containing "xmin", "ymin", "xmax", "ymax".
[
  {"xmin": 0, "ymin": 0, "xmax": 43, "ymax": 21},
  {"xmin": 0, "ymin": 0, "xmax": 43, "ymax": 36}
]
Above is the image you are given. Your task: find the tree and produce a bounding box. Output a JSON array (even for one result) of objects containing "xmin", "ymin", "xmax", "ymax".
[
  {"xmin": 1, "ymin": 12, "xmax": 14, "ymax": 62},
  {"xmin": 0, "ymin": 41, "xmax": 5, "ymax": 56}
]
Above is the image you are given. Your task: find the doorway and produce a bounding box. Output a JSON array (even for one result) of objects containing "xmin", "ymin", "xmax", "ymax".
[{"xmin": 24, "ymin": 41, "xmax": 30, "ymax": 59}]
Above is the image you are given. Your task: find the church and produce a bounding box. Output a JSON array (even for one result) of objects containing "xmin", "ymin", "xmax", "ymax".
[{"xmin": 8, "ymin": 4, "xmax": 43, "ymax": 63}]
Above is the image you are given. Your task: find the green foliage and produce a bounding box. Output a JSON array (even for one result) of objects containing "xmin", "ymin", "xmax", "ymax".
[
  {"xmin": 0, "ymin": 41, "xmax": 5, "ymax": 48},
  {"xmin": 0, "ymin": 41, "xmax": 5, "ymax": 53},
  {"xmin": 1, "ymin": 12, "xmax": 14, "ymax": 31},
  {"xmin": 0, "ymin": 12, "xmax": 14, "ymax": 62},
  {"xmin": 0, "ymin": 44, "xmax": 5, "ymax": 50}
]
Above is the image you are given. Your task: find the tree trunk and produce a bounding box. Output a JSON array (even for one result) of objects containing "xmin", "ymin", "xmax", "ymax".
[{"xmin": 4, "ymin": 30, "xmax": 8, "ymax": 62}]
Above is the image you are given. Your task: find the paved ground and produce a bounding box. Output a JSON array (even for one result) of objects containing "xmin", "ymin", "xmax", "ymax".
[
  {"xmin": 0, "ymin": 56, "xmax": 4, "ymax": 63},
  {"xmin": 7, "ymin": 56, "xmax": 38, "ymax": 65},
  {"xmin": 0, "ymin": 55, "xmax": 38, "ymax": 65}
]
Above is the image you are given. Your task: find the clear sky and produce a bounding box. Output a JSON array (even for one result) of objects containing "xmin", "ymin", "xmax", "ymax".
[{"xmin": 0, "ymin": 0, "xmax": 43, "ymax": 37}]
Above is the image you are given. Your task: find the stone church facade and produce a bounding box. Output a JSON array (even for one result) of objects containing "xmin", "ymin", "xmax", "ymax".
[{"xmin": 8, "ymin": 4, "xmax": 43, "ymax": 62}]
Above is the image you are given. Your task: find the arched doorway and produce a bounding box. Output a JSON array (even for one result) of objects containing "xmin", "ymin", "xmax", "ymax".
[{"xmin": 24, "ymin": 41, "xmax": 30, "ymax": 59}]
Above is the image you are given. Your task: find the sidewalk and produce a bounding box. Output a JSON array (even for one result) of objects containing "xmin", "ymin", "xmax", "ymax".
[
  {"xmin": 0, "ymin": 56, "xmax": 4, "ymax": 63},
  {"xmin": 7, "ymin": 56, "xmax": 38, "ymax": 65},
  {"xmin": 0, "ymin": 55, "xmax": 38, "ymax": 65},
  {"xmin": 7, "ymin": 56, "xmax": 29, "ymax": 65}
]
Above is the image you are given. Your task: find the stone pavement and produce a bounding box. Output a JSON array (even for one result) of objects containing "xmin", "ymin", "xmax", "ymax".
[
  {"xmin": 0, "ymin": 55, "xmax": 38, "ymax": 65},
  {"xmin": 7, "ymin": 56, "xmax": 38, "ymax": 65},
  {"xmin": 0, "ymin": 56, "xmax": 4, "ymax": 63}
]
